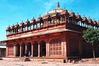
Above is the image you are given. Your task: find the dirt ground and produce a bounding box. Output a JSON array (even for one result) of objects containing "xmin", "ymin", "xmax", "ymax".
[{"xmin": 0, "ymin": 58, "xmax": 99, "ymax": 66}]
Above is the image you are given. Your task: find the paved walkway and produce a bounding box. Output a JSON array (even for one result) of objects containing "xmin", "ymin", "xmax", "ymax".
[{"xmin": 0, "ymin": 60, "xmax": 99, "ymax": 66}]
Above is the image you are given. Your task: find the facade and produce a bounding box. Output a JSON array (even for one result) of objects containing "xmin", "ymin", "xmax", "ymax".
[{"xmin": 5, "ymin": 3, "xmax": 99, "ymax": 62}]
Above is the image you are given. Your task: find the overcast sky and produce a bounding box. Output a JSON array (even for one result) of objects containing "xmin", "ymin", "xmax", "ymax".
[{"xmin": 0, "ymin": 0, "xmax": 99, "ymax": 41}]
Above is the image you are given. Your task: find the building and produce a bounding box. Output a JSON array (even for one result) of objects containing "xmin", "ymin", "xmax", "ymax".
[
  {"xmin": 5, "ymin": 3, "xmax": 99, "ymax": 62},
  {"xmin": 0, "ymin": 41, "xmax": 6, "ymax": 57}
]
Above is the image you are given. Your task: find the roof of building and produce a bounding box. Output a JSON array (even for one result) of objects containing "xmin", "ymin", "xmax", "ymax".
[{"xmin": 6, "ymin": 2, "xmax": 99, "ymax": 32}]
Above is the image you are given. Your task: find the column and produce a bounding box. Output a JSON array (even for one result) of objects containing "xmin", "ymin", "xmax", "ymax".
[
  {"xmin": 31, "ymin": 44, "xmax": 33, "ymax": 57},
  {"xmin": 0, "ymin": 49, "xmax": 1, "ymax": 57},
  {"xmin": 20, "ymin": 45, "xmax": 22, "ymax": 57},
  {"xmin": 61, "ymin": 41, "xmax": 64, "ymax": 56},
  {"xmin": 46, "ymin": 42, "xmax": 49, "ymax": 57},
  {"xmin": 13, "ymin": 45, "xmax": 16, "ymax": 57},
  {"xmin": 63, "ymin": 41, "xmax": 67, "ymax": 59},
  {"xmin": 38, "ymin": 44, "xmax": 40, "ymax": 57},
  {"xmin": 6, "ymin": 46, "xmax": 8, "ymax": 57},
  {"xmin": 78, "ymin": 38, "xmax": 82, "ymax": 58},
  {"xmin": 25, "ymin": 44, "xmax": 27, "ymax": 56}
]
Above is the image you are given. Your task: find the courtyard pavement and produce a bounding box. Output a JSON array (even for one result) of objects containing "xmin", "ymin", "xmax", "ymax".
[{"xmin": 0, "ymin": 58, "xmax": 99, "ymax": 66}]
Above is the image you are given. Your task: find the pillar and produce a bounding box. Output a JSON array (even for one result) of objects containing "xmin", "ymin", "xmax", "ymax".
[
  {"xmin": 25, "ymin": 44, "xmax": 27, "ymax": 56},
  {"xmin": 78, "ymin": 37, "xmax": 82, "ymax": 58},
  {"xmin": 63, "ymin": 41, "xmax": 68, "ymax": 61},
  {"xmin": 61, "ymin": 41, "xmax": 64, "ymax": 56},
  {"xmin": 0, "ymin": 49, "xmax": 1, "ymax": 57},
  {"xmin": 6, "ymin": 46, "xmax": 8, "ymax": 57},
  {"xmin": 38, "ymin": 44, "xmax": 40, "ymax": 57},
  {"xmin": 31, "ymin": 44, "xmax": 33, "ymax": 57},
  {"xmin": 20, "ymin": 45, "xmax": 22, "ymax": 57},
  {"xmin": 46, "ymin": 42, "xmax": 49, "ymax": 57},
  {"xmin": 13, "ymin": 45, "xmax": 16, "ymax": 57}
]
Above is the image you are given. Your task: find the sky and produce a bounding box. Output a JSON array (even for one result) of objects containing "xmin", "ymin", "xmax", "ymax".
[{"xmin": 0, "ymin": 0, "xmax": 99, "ymax": 41}]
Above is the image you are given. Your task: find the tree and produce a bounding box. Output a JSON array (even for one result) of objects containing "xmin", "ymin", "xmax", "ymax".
[{"xmin": 83, "ymin": 28, "xmax": 99, "ymax": 59}]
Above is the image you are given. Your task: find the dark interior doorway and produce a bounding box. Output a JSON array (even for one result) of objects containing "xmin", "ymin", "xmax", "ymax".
[
  {"xmin": 69, "ymin": 39, "xmax": 79, "ymax": 58},
  {"xmin": 16, "ymin": 44, "xmax": 20, "ymax": 57},
  {"xmin": 40, "ymin": 41, "xmax": 46, "ymax": 57},
  {"xmin": 21, "ymin": 44, "xmax": 25, "ymax": 57},
  {"xmin": 33, "ymin": 42, "xmax": 38, "ymax": 57},
  {"xmin": 27, "ymin": 43, "xmax": 31, "ymax": 57}
]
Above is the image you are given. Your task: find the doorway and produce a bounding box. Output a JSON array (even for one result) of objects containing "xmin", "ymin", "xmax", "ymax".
[
  {"xmin": 26, "ymin": 43, "xmax": 31, "ymax": 57},
  {"xmin": 33, "ymin": 42, "xmax": 38, "ymax": 57},
  {"xmin": 16, "ymin": 44, "xmax": 20, "ymax": 57},
  {"xmin": 40, "ymin": 41, "xmax": 46, "ymax": 57}
]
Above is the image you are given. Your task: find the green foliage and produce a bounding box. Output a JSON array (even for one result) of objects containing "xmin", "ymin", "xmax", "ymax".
[{"xmin": 83, "ymin": 28, "xmax": 99, "ymax": 46}]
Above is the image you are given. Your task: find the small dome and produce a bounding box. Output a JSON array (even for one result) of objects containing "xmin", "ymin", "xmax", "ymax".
[
  {"xmin": 12, "ymin": 25, "xmax": 15, "ymax": 29},
  {"xmin": 76, "ymin": 14, "xmax": 82, "ymax": 20},
  {"xmin": 88, "ymin": 19, "xmax": 93, "ymax": 23},
  {"xmin": 6, "ymin": 26, "xmax": 11, "ymax": 31},
  {"xmin": 21, "ymin": 22, "xmax": 25, "ymax": 26},
  {"xmin": 69, "ymin": 12, "xmax": 75, "ymax": 17},
  {"xmin": 93, "ymin": 20, "xmax": 97, "ymax": 26},
  {"xmin": 26, "ymin": 19, "xmax": 30, "ymax": 23},
  {"xmin": 16, "ymin": 23, "xmax": 19, "ymax": 26},
  {"xmin": 82, "ymin": 17, "xmax": 87, "ymax": 21}
]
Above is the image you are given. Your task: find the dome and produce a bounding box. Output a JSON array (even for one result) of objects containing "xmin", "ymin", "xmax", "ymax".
[
  {"xmin": 43, "ymin": 2, "xmax": 65, "ymax": 19},
  {"xmin": 48, "ymin": 2, "xmax": 65, "ymax": 15},
  {"xmin": 48, "ymin": 8, "xmax": 65, "ymax": 14}
]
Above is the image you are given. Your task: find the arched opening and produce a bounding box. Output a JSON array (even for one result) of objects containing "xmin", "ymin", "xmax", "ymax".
[
  {"xmin": 40, "ymin": 41, "xmax": 46, "ymax": 57},
  {"xmin": 33, "ymin": 42, "xmax": 38, "ymax": 57},
  {"xmin": 16, "ymin": 44, "xmax": 20, "ymax": 57}
]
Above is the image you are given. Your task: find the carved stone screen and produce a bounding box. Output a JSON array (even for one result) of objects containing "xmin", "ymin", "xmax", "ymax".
[{"xmin": 49, "ymin": 38, "xmax": 61, "ymax": 56}]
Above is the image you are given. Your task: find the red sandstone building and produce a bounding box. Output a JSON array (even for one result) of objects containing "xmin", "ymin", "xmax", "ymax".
[{"xmin": 5, "ymin": 3, "xmax": 99, "ymax": 62}]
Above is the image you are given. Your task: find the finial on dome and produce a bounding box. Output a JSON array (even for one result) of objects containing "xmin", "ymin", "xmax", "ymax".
[{"xmin": 57, "ymin": 2, "xmax": 60, "ymax": 8}]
